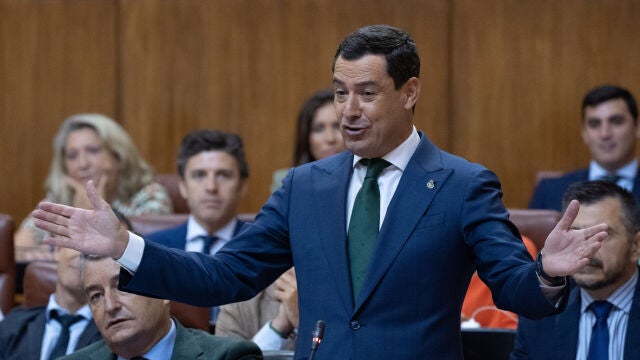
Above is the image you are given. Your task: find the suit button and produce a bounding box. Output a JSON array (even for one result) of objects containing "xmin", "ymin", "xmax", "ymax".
[{"xmin": 350, "ymin": 320, "xmax": 361, "ymax": 330}]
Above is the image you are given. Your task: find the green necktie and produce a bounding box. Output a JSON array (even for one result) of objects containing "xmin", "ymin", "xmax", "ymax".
[{"xmin": 348, "ymin": 158, "xmax": 390, "ymax": 298}]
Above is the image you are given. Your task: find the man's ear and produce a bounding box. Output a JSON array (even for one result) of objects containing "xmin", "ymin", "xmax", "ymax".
[
  {"xmin": 178, "ymin": 179, "xmax": 188, "ymax": 200},
  {"xmin": 630, "ymin": 231, "xmax": 640, "ymax": 263},
  {"xmin": 402, "ymin": 77, "xmax": 421, "ymax": 111}
]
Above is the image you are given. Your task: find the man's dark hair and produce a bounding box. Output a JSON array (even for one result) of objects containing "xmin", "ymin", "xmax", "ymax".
[
  {"xmin": 562, "ymin": 180, "xmax": 640, "ymax": 238},
  {"xmin": 332, "ymin": 24, "xmax": 420, "ymax": 89},
  {"xmin": 176, "ymin": 130, "xmax": 249, "ymax": 179},
  {"xmin": 582, "ymin": 85, "xmax": 638, "ymax": 123}
]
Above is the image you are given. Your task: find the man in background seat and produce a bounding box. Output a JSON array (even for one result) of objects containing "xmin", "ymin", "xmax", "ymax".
[
  {"xmin": 0, "ymin": 247, "xmax": 101, "ymax": 359},
  {"xmin": 513, "ymin": 181, "xmax": 640, "ymax": 359},
  {"xmin": 61, "ymin": 255, "xmax": 261, "ymax": 360},
  {"xmin": 529, "ymin": 85, "xmax": 640, "ymax": 211},
  {"xmin": 147, "ymin": 130, "xmax": 249, "ymax": 329}
]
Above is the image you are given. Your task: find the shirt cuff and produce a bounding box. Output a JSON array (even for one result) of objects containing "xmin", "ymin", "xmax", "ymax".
[
  {"xmin": 252, "ymin": 321, "xmax": 286, "ymax": 351},
  {"xmin": 537, "ymin": 273, "xmax": 566, "ymax": 307},
  {"xmin": 116, "ymin": 231, "xmax": 145, "ymax": 274}
]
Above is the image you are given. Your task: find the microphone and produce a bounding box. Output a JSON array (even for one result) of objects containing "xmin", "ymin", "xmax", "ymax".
[{"xmin": 308, "ymin": 320, "xmax": 325, "ymax": 360}]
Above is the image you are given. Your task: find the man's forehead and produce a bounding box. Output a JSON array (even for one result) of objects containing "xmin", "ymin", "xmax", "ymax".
[
  {"xmin": 185, "ymin": 151, "xmax": 238, "ymax": 170},
  {"xmin": 83, "ymin": 257, "xmax": 119, "ymax": 281}
]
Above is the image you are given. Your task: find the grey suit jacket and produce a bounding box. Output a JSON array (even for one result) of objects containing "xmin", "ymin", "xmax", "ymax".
[{"xmin": 60, "ymin": 319, "xmax": 262, "ymax": 360}]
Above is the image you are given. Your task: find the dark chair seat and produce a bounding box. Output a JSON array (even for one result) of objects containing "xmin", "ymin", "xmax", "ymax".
[{"xmin": 461, "ymin": 328, "xmax": 516, "ymax": 360}]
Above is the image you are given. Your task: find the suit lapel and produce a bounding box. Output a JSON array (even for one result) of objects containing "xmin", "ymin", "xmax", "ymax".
[
  {"xmin": 93, "ymin": 343, "xmax": 114, "ymax": 360},
  {"xmin": 632, "ymin": 175, "xmax": 640, "ymax": 200},
  {"xmin": 29, "ymin": 310, "xmax": 47, "ymax": 359},
  {"xmin": 171, "ymin": 320, "xmax": 203, "ymax": 359},
  {"xmin": 353, "ymin": 136, "xmax": 452, "ymax": 311},
  {"xmin": 623, "ymin": 273, "xmax": 640, "ymax": 359},
  {"xmin": 312, "ymin": 152, "xmax": 355, "ymax": 312},
  {"xmin": 76, "ymin": 320, "xmax": 101, "ymax": 349},
  {"xmin": 555, "ymin": 286, "xmax": 580, "ymax": 360}
]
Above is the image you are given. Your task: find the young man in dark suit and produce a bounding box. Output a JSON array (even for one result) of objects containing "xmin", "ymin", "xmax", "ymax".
[
  {"xmin": 61, "ymin": 255, "xmax": 261, "ymax": 360},
  {"xmin": 513, "ymin": 181, "xmax": 640, "ymax": 359},
  {"xmin": 34, "ymin": 25, "xmax": 609, "ymax": 359},
  {"xmin": 0, "ymin": 247, "xmax": 101, "ymax": 359},
  {"xmin": 147, "ymin": 130, "xmax": 249, "ymax": 327},
  {"xmin": 530, "ymin": 85, "xmax": 640, "ymax": 211}
]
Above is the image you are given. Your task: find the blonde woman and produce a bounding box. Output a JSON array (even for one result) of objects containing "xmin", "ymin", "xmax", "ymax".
[{"xmin": 15, "ymin": 114, "xmax": 172, "ymax": 259}]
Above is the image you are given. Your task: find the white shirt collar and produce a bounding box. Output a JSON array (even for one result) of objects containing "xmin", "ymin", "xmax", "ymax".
[
  {"xmin": 589, "ymin": 159, "xmax": 638, "ymax": 181},
  {"xmin": 185, "ymin": 215, "xmax": 237, "ymax": 243},
  {"xmin": 351, "ymin": 126, "xmax": 421, "ymax": 171},
  {"xmin": 46, "ymin": 293, "xmax": 92, "ymax": 321}
]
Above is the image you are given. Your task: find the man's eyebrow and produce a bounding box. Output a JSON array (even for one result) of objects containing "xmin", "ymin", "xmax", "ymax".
[
  {"xmin": 332, "ymin": 78, "xmax": 379, "ymax": 88},
  {"xmin": 84, "ymin": 284, "xmax": 101, "ymax": 294}
]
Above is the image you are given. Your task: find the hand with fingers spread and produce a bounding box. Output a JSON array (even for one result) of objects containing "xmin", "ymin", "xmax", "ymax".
[
  {"xmin": 270, "ymin": 268, "xmax": 299, "ymax": 337},
  {"xmin": 539, "ymin": 200, "xmax": 609, "ymax": 277},
  {"xmin": 32, "ymin": 180, "xmax": 130, "ymax": 259}
]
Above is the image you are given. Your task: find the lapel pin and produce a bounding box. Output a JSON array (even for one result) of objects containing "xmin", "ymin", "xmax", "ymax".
[{"xmin": 426, "ymin": 179, "xmax": 435, "ymax": 189}]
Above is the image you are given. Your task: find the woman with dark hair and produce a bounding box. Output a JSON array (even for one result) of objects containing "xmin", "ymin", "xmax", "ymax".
[{"xmin": 270, "ymin": 89, "xmax": 345, "ymax": 192}]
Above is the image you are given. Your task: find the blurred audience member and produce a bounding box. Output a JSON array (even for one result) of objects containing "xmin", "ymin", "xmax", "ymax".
[
  {"xmin": 513, "ymin": 181, "xmax": 640, "ymax": 359},
  {"xmin": 61, "ymin": 255, "xmax": 261, "ymax": 360},
  {"xmin": 0, "ymin": 247, "xmax": 101, "ymax": 359},
  {"xmin": 216, "ymin": 89, "xmax": 344, "ymax": 351},
  {"xmin": 15, "ymin": 113, "xmax": 172, "ymax": 260},
  {"xmin": 270, "ymin": 88, "xmax": 345, "ymax": 192},
  {"xmin": 147, "ymin": 130, "xmax": 249, "ymax": 328},
  {"xmin": 216, "ymin": 268, "xmax": 297, "ymax": 351},
  {"xmin": 530, "ymin": 85, "xmax": 640, "ymax": 211}
]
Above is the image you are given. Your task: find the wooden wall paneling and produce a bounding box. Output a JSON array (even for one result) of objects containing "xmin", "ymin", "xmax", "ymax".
[
  {"xmin": 451, "ymin": 0, "xmax": 640, "ymax": 208},
  {"xmin": 118, "ymin": 0, "xmax": 450, "ymax": 213},
  {"xmin": 0, "ymin": 0, "xmax": 118, "ymax": 223}
]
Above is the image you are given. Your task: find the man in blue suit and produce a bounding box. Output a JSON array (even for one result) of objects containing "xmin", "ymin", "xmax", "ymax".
[
  {"xmin": 0, "ymin": 247, "xmax": 102, "ymax": 359},
  {"xmin": 146, "ymin": 130, "xmax": 250, "ymax": 328},
  {"xmin": 529, "ymin": 85, "xmax": 640, "ymax": 211},
  {"xmin": 512, "ymin": 181, "xmax": 640, "ymax": 359},
  {"xmin": 34, "ymin": 25, "xmax": 609, "ymax": 359}
]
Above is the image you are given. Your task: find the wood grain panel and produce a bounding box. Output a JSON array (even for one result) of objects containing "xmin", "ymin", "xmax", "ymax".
[
  {"xmin": 451, "ymin": 0, "xmax": 640, "ymax": 208},
  {"xmin": 0, "ymin": 0, "xmax": 117, "ymax": 222},
  {"xmin": 119, "ymin": 0, "xmax": 450, "ymax": 213}
]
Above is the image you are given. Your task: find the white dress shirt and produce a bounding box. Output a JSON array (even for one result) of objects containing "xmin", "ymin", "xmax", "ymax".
[
  {"xmin": 588, "ymin": 159, "xmax": 638, "ymax": 191},
  {"xmin": 184, "ymin": 215, "xmax": 236, "ymax": 255}
]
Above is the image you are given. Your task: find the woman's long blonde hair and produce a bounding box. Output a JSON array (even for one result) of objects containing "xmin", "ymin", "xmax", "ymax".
[{"xmin": 44, "ymin": 114, "xmax": 155, "ymax": 205}]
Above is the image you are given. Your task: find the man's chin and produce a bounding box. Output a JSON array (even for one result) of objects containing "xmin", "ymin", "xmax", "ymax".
[{"xmin": 573, "ymin": 274, "xmax": 608, "ymax": 290}]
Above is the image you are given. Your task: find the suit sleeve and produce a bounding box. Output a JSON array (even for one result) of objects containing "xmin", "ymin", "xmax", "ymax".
[
  {"xmin": 119, "ymin": 170, "xmax": 296, "ymax": 307},
  {"xmin": 462, "ymin": 168, "xmax": 560, "ymax": 319}
]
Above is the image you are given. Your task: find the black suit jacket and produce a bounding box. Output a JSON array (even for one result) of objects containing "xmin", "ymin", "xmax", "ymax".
[
  {"xmin": 529, "ymin": 168, "xmax": 640, "ymax": 211},
  {"xmin": 0, "ymin": 305, "xmax": 101, "ymax": 360},
  {"xmin": 511, "ymin": 275, "xmax": 640, "ymax": 359}
]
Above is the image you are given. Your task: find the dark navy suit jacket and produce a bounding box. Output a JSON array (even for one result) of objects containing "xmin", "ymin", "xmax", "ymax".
[
  {"xmin": 119, "ymin": 133, "xmax": 565, "ymax": 360},
  {"xmin": 0, "ymin": 305, "xmax": 101, "ymax": 360},
  {"xmin": 529, "ymin": 168, "xmax": 640, "ymax": 211},
  {"xmin": 146, "ymin": 219, "xmax": 246, "ymax": 251},
  {"xmin": 511, "ymin": 275, "xmax": 640, "ymax": 359}
]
